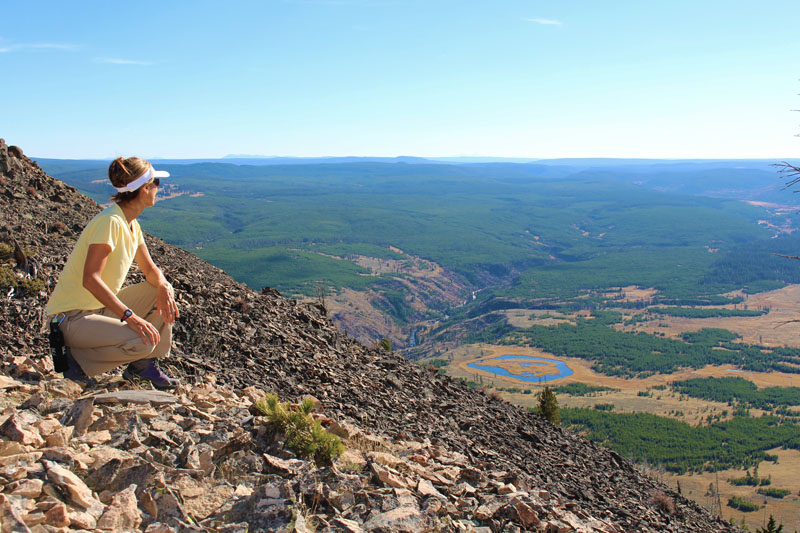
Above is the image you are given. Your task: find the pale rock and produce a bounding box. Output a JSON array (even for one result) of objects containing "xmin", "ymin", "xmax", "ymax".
[
  {"xmin": 234, "ymin": 485, "xmax": 253, "ymax": 497},
  {"xmin": 140, "ymin": 491, "xmax": 158, "ymax": 519},
  {"xmin": 498, "ymin": 483, "xmax": 516, "ymax": 495},
  {"xmin": 32, "ymin": 418, "xmax": 63, "ymax": 437},
  {"xmin": 301, "ymin": 394, "xmax": 323, "ymax": 412},
  {"xmin": 364, "ymin": 506, "xmax": 424, "ymax": 531},
  {"xmin": 407, "ymin": 453, "xmax": 428, "ymax": 466},
  {"xmin": 423, "ymin": 498, "xmax": 442, "ymax": 514},
  {"xmin": 96, "ymin": 484, "xmax": 142, "ymax": 530},
  {"xmin": 0, "ymin": 494, "xmax": 31, "ymax": 533},
  {"xmin": 42, "ymin": 459, "xmax": 99, "ymax": 510},
  {"xmin": 68, "ymin": 510, "xmax": 97, "ymax": 530},
  {"xmin": 44, "ymin": 502, "xmax": 70, "ymax": 528},
  {"xmin": 325, "ymin": 419, "xmax": 362, "ymax": 440},
  {"xmin": 0, "ymin": 375, "xmax": 23, "ymax": 389},
  {"xmin": 262, "ymin": 453, "xmax": 301, "ymax": 475},
  {"xmin": 398, "ymin": 440, "xmax": 425, "ymax": 452},
  {"xmin": 44, "ymin": 426, "xmax": 73, "ymax": 448},
  {"xmin": 198, "ymin": 446, "xmax": 215, "ymax": 476},
  {"xmin": 1, "ymin": 414, "xmax": 45, "ymax": 447},
  {"xmin": 332, "ymin": 517, "xmax": 364, "ymax": 533},
  {"xmin": 393, "ymin": 488, "xmax": 418, "ymax": 509},
  {"xmin": 371, "ymin": 463, "xmax": 407, "ymax": 489},
  {"xmin": 59, "ymin": 398, "xmax": 94, "ymax": 437},
  {"xmin": 85, "ymin": 446, "xmax": 130, "ymax": 469},
  {"xmin": 11, "ymin": 478, "xmax": 43, "ymax": 498},
  {"xmin": 504, "ymin": 491, "xmax": 530, "ymax": 501},
  {"xmin": 21, "ymin": 511, "xmax": 45, "ymax": 527},
  {"xmin": 260, "ymin": 484, "xmax": 283, "ymax": 499},
  {"xmin": 416, "ymin": 478, "xmax": 444, "ymax": 499},
  {"xmin": 338, "ymin": 448, "xmax": 367, "ymax": 470},
  {"xmin": 512, "ymin": 500, "xmax": 540, "ymax": 529},
  {"xmin": 0, "ymin": 441, "xmax": 27, "ymax": 457},
  {"xmin": 453, "ymin": 481, "xmax": 476, "ymax": 496},
  {"xmin": 178, "ymin": 440, "xmax": 201, "ymax": 470},
  {"xmin": 241, "ymin": 385, "xmax": 266, "ymax": 404},
  {"xmin": 150, "ymin": 419, "xmax": 181, "ymax": 433},
  {"xmin": 1, "ymin": 464, "xmax": 29, "ymax": 482},
  {"xmin": 474, "ymin": 499, "xmax": 505, "ymax": 520},
  {"xmin": 328, "ymin": 489, "xmax": 355, "ymax": 511},
  {"xmin": 367, "ymin": 451, "xmax": 401, "ymax": 468},
  {"xmin": 77, "ymin": 430, "xmax": 111, "ymax": 445},
  {"xmin": 411, "ymin": 464, "xmax": 453, "ymax": 486},
  {"xmin": 48, "ymin": 379, "xmax": 83, "ymax": 399},
  {"xmin": 137, "ymin": 407, "xmax": 160, "ymax": 420},
  {"xmin": 153, "ymin": 491, "xmax": 182, "ymax": 520},
  {"xmin": 91, "ymin": 390, "xmax": 178, "ymax": 405},
  {"xmin": 144, "ymin": 522, "xmax": 177, "ymax": 533},
  {"xmin": 293, "ymin": 512, "xmax": 313, "ymax": 533},
  {"xmin": 173, "ymin": 474, "xmax": 205, "ymax": 498},
  {"xmin": 436, "ymin": 465, "xmax": 461, "ymax": 482}
]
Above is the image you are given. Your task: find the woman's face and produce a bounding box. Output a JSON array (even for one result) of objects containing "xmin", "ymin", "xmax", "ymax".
[{"xmin": 139, "ymin": 169, "xmax": 159, "ymax": 207}]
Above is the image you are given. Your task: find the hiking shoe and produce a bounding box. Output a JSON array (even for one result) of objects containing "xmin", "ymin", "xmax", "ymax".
[
  {"xmin": 63, "ymin": 348, "xmax": 96, "ymax": 386},
  {"xmin": 123, "ymin": 359, "xmax": 180, "ymax": 390}
]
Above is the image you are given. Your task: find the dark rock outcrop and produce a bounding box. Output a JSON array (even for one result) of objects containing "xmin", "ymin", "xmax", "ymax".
[{"xmin": 0, "ymin": 138, "xmax": 739, "ymax": 531}]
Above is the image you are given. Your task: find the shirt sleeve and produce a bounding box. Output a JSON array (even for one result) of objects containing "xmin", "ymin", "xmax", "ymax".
[
  {"xmin": 134, "ymin": 221, "xmax": 145, "ymax": 247},
  {"xmin": 85, "ymin": 215, "xmax": 118, "ymax": 249}
]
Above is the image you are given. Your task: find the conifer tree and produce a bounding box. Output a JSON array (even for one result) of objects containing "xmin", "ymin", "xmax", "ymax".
[
  {"xmin": 538, "ymin": 385, "xmax": 560, "ymax": 425},
  {"xmin": 756, "ymin": 515, "xmax": 783, "ymax": 533}
]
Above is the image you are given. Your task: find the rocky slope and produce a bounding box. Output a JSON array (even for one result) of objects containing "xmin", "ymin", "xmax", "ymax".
[{"xmin": 0, "ymin": 138, "xmax": 739, "ymax": 532}]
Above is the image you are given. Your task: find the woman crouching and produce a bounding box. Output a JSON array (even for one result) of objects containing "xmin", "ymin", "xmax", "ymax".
[{"xmin": 46, "ymin": 156, "xmax": 179, "ymax": 389}]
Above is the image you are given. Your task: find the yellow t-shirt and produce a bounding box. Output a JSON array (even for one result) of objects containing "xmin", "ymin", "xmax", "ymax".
[{"xmin": 47, "ymin": 204, "xmax": 145, "ymax": 315}]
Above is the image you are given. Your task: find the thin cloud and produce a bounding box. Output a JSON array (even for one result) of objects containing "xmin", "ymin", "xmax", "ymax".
[
  {"xmin": 0, "ymin": 42, "xmax": 80, "ymax": 52},
  {"xmin": 524, "ymin": 18, "xmax": 563, "ymax": 26},
  {"xmin": 95, "ymin": 57, "xmax": 154, "ymax": 66},
  {"xmin": 282, "ymin": 0, "xmax": 398, "ymax": 5}
]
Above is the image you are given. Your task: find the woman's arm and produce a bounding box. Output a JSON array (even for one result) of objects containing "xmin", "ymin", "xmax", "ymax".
[
  {"xmin": 83, "ymin": 243, "xmax": 160, "ymax": 345},
  {"xmin": 134, "ymin": 242, "xmax": 179, "ymax": 325}
]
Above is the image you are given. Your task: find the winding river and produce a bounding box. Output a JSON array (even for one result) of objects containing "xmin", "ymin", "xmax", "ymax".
[{"xmin": 466, "ymin": 354, "xmax": 573, "ymax": 383}]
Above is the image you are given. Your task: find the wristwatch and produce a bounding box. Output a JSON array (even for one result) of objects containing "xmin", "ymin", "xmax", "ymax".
[{"xmin": 121, "ymin": 309, "xmax": 133, "ymax": 323}]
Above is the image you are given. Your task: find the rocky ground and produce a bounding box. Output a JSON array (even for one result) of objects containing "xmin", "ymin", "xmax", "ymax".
[{"xmin": 0, "ymin": 138, "xmax": 740, "ymax": 531}]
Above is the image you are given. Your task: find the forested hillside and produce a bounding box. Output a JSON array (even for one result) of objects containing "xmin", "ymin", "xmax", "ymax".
[{"xmin": 37, "ymin": 158, "xmax": 800, "ymax": 349}]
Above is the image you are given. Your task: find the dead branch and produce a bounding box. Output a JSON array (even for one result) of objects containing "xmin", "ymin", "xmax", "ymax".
[{"xmin": 773, "ymin": 161, "xmax": 800, "ymax": 190}]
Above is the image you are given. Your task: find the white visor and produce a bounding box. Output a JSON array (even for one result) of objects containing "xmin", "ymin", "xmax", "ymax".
[{"xmin": 114, "ymin": 167, "xmax": 170, "ymax": 193}]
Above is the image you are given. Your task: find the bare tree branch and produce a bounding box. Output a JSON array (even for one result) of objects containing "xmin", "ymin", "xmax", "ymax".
[
  {"xmin": 773, "ymin": 161, "xmax": 800, "ymax": 190},
  {"xmin": 772, "ymin": 253, "xmax": 800, "ymax": 260}
]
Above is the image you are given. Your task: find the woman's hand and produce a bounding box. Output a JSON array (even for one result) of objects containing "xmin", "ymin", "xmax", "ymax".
[
  {"xmin": 125, "ymin": 312, "xmax": 160, "ymax": 346},
  {"xmin": 156, "ymin": 283, "xmax": 179, "ymax": 325}
]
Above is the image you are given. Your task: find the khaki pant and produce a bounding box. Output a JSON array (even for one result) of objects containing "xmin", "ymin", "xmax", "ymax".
[{"xmin": 58, "ymin": 282, "xmax": 172, "ymax": 377}]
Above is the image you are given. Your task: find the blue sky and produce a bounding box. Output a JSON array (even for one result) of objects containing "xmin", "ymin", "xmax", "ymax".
[{"xmin": 3, "ymin": 0, "xmax": 800, "ymax": 159}]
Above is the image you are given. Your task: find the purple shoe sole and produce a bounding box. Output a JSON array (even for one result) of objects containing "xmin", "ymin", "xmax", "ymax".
[{"xmin": 122, "ymin": 360, "xmax": 180, "ymax": 390}]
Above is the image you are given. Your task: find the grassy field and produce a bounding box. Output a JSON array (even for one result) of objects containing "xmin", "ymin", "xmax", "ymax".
[
  {"xmin": 419, "ymin": 284, "xmax": 800, "ymax": 526},
  {"xmin": 666, "ymin": 448, "xmax": 800, "ymax": 530}
]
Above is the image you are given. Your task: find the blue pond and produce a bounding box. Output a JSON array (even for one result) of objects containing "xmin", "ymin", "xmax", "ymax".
[{"xmin": 467, "ymin": 354, "xmax": 573, "ymax": 383}]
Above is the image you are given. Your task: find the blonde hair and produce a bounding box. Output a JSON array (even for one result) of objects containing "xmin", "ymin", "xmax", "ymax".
[{"xmin": 108, "ymin": 156, "xmax": 151, "ymax": 204}]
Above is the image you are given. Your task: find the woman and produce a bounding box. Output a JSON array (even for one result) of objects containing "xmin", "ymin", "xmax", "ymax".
[{"xmin": 46, "ymin": 157, "xmax": 179, "ymax": 389}]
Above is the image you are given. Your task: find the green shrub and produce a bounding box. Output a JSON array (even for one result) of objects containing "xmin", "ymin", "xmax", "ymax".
[
  {"xmin": 727, "ymin": 496, "xmax": 759, "ymax": 512},
  {"xmin": 594, "ymin": 403, "xmax": 615, "ymax": 411},
  {"xmin": 757, "ymin": 487, "xmax": 790, "ymax": 499},
  {"xmin": 254, "ymin": 393, "xmax": 344, "ymax": 465},
  {"xmin": 0, "ymin": 265, "xmax": 46, "ymax": 296}
]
